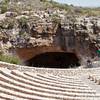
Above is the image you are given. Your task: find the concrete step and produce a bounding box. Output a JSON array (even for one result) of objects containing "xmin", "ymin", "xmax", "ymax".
[
  {"xmin": 25, "ymin": 72, "xmax": 93, "ymax": 90},
  {"xmin": 0, "ymin": 93, "xmax": 27, "ymax": 100},
  {"xmin": 0, "ymin": 70, "xmax": 96, "ymax": 97}
]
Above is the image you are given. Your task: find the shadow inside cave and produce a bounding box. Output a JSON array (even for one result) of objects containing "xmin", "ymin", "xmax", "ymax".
[{"xmin": 25, "ymin": 52, "xmax": 80, "ymax": 68}]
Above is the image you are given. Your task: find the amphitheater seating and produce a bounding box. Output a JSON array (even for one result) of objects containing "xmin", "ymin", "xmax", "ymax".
[{"xmin": 0, "ymin": 67, "xmax": 100, "ymax": 100}]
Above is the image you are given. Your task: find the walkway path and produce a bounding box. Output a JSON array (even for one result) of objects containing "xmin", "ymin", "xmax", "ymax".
[{"xmin": 80, "ymin": 75, "xmax": 100, "ymax": 94}]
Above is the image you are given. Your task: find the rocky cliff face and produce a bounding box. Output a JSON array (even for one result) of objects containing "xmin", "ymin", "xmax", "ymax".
[
  {"xmin": 15, "ymin": 19, "xmax": 100, "ymax": 65},
  {"xmin": 0, "ymin": 1, "xmax": 100, "ymax": 66}
]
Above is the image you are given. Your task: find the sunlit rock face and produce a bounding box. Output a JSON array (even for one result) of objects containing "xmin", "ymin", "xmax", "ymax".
[
  {"xmin": 0, "ymin": 0, "xmax": 100, "ymax": 68},
  {"xmin": 15, "ymin": 22, "xmax": 98, "ymax": 68}
]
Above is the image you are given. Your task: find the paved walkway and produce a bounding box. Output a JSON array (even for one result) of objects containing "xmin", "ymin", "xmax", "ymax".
[{"xmin": 80, "ymin": 75, "xmax": 100, "ymax": 94}]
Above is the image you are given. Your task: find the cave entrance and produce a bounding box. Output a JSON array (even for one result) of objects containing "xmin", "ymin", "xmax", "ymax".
[{"xmin": 25, "ymin": 52, "xmax": 80, "ymax": 68}]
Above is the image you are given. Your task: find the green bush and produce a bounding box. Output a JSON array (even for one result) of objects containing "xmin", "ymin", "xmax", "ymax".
[
  {"xmin": 18, "ymin": 17, "xmax": 28, "ymax": 26},
  {"xmin": 0, "ymin": 54, "xmax": 21, "ymax": 64},
  {"xmin": 40, "ymin": 0, "xmax": 47, "ymax": 2},
  {"xmin": 52, "ymin": 14, "xmax": 61, "ymax": 24},
  {"xmin": 1, "ymin": 5, "xmax": 8, "ymax": 14},
  {"xmin": 0, "ymin": 0, "xmax": 10, "ymax": 14},
  {"xmin": 48, "ymin": 0, "xmax": 69, "ymax": 11}
]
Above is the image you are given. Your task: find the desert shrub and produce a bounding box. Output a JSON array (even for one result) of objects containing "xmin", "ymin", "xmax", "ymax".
[
  {"xmin": 40, "ymin": 0, "xmax": 47, "ymax": 2},
  {"xmin": 1, "ymin": 5, "xmax": 8, "ymax": 14},
  {"xmin": 0, "ymin": 0, "xmax": 10, "ymax": 14},
  {"xmin": 0, "ymin": 54, "xmax": 21, "ymax": 64},
  {"xmin": 0, "ymin": 18, "xmax": 15, "ymax": 29},
  {"xmin": 48, "ymin": 0, "xmax": 69, "ymax": 11},
  {"xmin": 51, "ymin": 14, "xmax": 61, "ymax": 24},
  {"xmin": 18, "ymin": 17, "xmax": 28, "ymax": 26}
]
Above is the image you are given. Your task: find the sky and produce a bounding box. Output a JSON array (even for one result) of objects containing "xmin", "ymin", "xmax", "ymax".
[{"xmin": 54, "ymin": 0, "xmax": 100, "ymax": 7}]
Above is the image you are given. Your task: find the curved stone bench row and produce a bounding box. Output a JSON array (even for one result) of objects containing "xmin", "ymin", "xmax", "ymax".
[
  {"xmin": 0, "ymin": 61, "xmax": 100, "ymax": 76},
  {"xmin": 0, "ymin": 69, "xmax": 95, "ymax": 95},
  {"xmin": 13, "ymin": 71, "xmax": 88, "ymax": 88},
  {"xmin": 0, "ymin": 68, "xmax": 99, "ymax": 100},
  {"xmin": 24, "ymin": 72, "xmax": 94, "ymax": 91},
  {"xmin": 36, "ymin": 74, "xmax": 87, "ymax": 85}
]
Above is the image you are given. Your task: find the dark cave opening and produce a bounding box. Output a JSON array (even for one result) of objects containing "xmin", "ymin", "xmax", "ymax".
[{"xmin": 25, "ymin": 52, "xmax": 80, "ymax": 68}]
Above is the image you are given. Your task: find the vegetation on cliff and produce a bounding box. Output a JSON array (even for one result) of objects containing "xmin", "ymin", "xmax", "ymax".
[
  {"xmin": 0, "ymin": 54, "xmax": 21, "ymax": 64},
  {"xmin": 0, "ymin": 0, "xmax": 10, "ymax": 14},
  {"xmin": 41, "ymin": 0, "xmax": 100, "ymax": 16}
]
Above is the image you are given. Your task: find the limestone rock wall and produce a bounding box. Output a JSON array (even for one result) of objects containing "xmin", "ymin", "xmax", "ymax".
[{"xmin": 15, "ymin": 22, "xmax": 98, "ymax": 63}]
